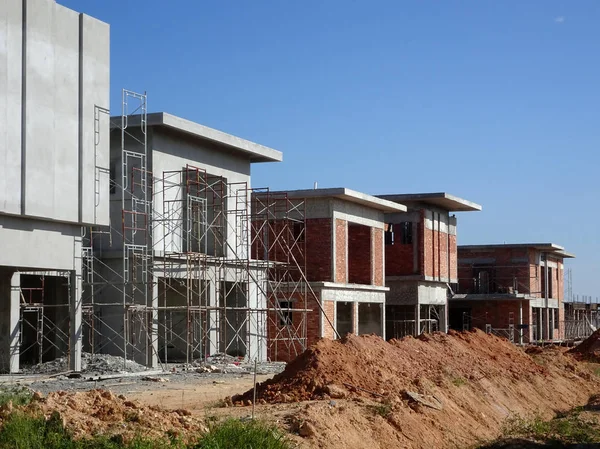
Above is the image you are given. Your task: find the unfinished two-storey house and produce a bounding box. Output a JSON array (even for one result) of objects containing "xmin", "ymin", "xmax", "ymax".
[
  {"xmin": 84, "ymin": 109, "xmax": 289, "ymax": 367},
  {"xmin": 252, "ymin": 188, "xmax": 406, "ymax": 361},
  {"xmin": 449, "ymin": 243, "xmax": 575, "ymax": 343},
  {"xmin": 376, "ymin": 193, "xmax": 481, "ymax": 338}
]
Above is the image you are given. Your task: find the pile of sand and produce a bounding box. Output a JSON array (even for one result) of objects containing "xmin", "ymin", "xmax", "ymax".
[
  {"xmin": 2, "ymin": 389, "xmax": 207, "ymax": 442},
  {"xmin": 231, "ymin": 330, "xmax": 599, "ymax": 449},
  {"xmin": 568, "ymin": 329, "xmax": 600, "ymax": 360},
  {"xmin": 233, "ymin": 330, "xmax": 547, "ymax": 403}
]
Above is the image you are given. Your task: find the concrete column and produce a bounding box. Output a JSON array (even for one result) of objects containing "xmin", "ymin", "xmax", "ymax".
[
  {"xmin": 9, "ymin": 272, "xmax": 21, "ymax": 374},
  {"xmin": 519, "ymin": 300, "xmax": 524, "ymax": 345},
  {"xmin": 149, "ymin": 281, "xmax": 159, "ymax": 368},
  {"xmin": 69, "ymin": 270, "xmax": 82, "ymax": 371},
  {"xmin": 442, "ymin": 304, "xmax": 449, "ymax": 333},
  {"xmin": 353, "ymin": 302, "xmax": 359, "ymax": 335},
  {"xmin": 207, "ymin": 280, "xmax": 219, "ymax": 356},
  {"xmin": 381, "ymin": 302, "xmax": 386, "ymax": 340},
  {"xmin": 415, "ymin": 303, "xmax": 420, "ymax": 336}
]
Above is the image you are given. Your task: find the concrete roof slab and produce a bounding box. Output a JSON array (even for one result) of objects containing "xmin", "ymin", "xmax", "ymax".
[
  {"xmin": 255, "ymin": 188, "xmax": 407, "ymax": 212},
  {"xmin": 111, "ymin": 112, "xmax": 282, "ymax": 163},
  {"xmin": 376, "ymin": 192, "xmax": 482, "ymax": 212}
]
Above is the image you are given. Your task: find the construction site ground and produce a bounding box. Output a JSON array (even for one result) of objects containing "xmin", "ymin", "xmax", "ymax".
[{"xmin": 3, "ymin": 330, "xmax": 600, "ymax": 448}]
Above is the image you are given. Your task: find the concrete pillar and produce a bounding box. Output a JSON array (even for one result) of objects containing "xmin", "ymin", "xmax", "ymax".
[
  {"xmin": 415, "ymin": 303, "xmax": 420, "ymax": 336},
  {"xmin": 149, "ymin": 281, "xmax": 159, "ymax": 368},
  {"xmin": 353, "ymin": 302, "xmax": 359, "ymax": 335},
  {"xmin": 442, "ymin": 304, "xmax": 449, "ymax": 333},
  {"xmin": 381, "ymin": 301, "xmax": 386, "ymax": 340},
  {"xmin": 519, "ymin": 300, "xmax": 524, "ymax": 345},
  {"xmin": 69, "ymin": 270, "xmax": 82, "ymax": 372},
  {"xmin": 9, "ymin": 272, "xmax": 21, "ymax": 374},
  {"xmin": 207, "ymin": 280, "xmax": 219, "ymax": 356}
]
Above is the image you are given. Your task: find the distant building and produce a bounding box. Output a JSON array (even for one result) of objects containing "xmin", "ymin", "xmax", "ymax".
[
  {"xmin": 376, "ymin": 193, "xmax": 481, "ymax": 338},
  {"xmin": 450, "ymin": 243, "xmax": 575, "ymax": 343}
]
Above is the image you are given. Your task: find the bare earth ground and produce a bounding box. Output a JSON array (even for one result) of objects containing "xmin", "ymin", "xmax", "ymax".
[{"xmin": 4, "ymin": 330, "xmax": 600, "ymax": 448}]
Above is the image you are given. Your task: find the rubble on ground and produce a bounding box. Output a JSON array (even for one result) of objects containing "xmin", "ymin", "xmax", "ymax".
[
  {"xmin": 20, "ymin": 352, "xmax": 148, "ymax": 375},
  {"xmin": 0, "ymin": 389, "xmax": 207, "ymax": 442},
  {"xmin": 179, "ymin": 353, "xmax": 286, "ymax": 375}
]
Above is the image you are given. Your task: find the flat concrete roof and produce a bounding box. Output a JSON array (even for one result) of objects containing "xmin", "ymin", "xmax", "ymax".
[
  {"xmin": 111, "ymin": 112, "xmax": 282, "ymax": 163},
  {"xmin": 255, "ymin": 188, "xmax": 407, "ymax": 212},
  {"xmin": 376, "ymin": 192, "xmax": 482, "ymax": 212},
  {"xmin": 459, "ymin": 243, "xmax": 575, "ymax": 259}
]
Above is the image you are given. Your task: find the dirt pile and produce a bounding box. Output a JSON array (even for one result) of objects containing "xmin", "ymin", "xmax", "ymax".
[
  {"xmin": 234, "ymin": 330, "xmax": 548, "ymax": 403},
  {"xmin": 5, "ymin": 389, "xmax": 207, "ymax": 441},
  {"xmin": 232, "ymin": 330, "xmax": 600, "ymax": 449},
  {"xmin": 568, "ymin": 329, "xmax": 600, "ymax": 360}
]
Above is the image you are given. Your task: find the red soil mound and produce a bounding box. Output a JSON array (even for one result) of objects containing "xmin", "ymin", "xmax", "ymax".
[
  {"xmin": 1, "ymin": 389, "xmax": 207, "ymax": 441},
  {"xmin": 568, "ymin": 329, "xmax": 600, "ymax": 359},
  {"xmin": 233, "ymin": 330, "xmax": 548, "ymax": 404}
]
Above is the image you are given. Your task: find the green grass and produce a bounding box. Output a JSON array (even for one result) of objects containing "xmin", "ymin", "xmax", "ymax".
[
  {"xmin": 195, "ymin": 419, "xmax": 292, "ymax": 449},
  {"xmin": 0, "ymin": 411, "xmax": 292, "ymax": 449},
  {"xmin": 368, "ymin": 402, "xmax": 393, "ymax": 418},
  {"xmin": 0, "ymin": 388, "xmax": 33, "ymax": 408},
  {"xmin": 451, "ymin": 376, "xmax": 467, "ymax": 387},
  {"xmin": 496, "ymin": 408, "xmax": 600, "ymax": 446}
]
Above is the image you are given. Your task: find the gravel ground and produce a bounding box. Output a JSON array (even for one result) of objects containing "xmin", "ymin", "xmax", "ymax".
[{"xmin": 1, "ymin": 352, "xmax": 285, "ymax": 397}]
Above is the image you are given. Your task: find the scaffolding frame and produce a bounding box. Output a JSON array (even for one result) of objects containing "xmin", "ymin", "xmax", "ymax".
[{"xmin": 80, "ymin": 89, "xmax": 313, "ymax": 368}]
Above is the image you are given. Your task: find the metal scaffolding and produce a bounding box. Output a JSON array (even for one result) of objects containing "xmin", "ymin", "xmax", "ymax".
[{"xmin": 80, "ymin": 89, "xmax": 312, "ymax": 368}]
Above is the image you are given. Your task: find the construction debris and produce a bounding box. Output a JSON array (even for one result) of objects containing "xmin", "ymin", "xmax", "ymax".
[{"xmin": 20, "ymin": 353, "xmax": 148, "ymax": 375}]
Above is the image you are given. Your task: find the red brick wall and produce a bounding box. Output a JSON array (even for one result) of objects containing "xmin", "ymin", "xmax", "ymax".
[
  {"xmin": 458, "ymin": 247, "xmax": 533, "ymax": 295},
  {"xmin": 348, "ymin": 223, "xmax": 371, "ymax": 284},
  {"xmin": 322, "ymin": 300, "xmax": 336, "ymax": 339},
  {"xmin": 449, "ymin": 234, "xmax": 457, "ymax": 280},
  {"xmin": 439, "ymin": 227, "xmax": 448, "ymax": 280},
  {"xmin": 266, "ymin": 291, "xmax": 308, "ymax": 362},
  {"xmin": 306, "ymin": 218, "xmax": 333, "ymax": 282},
  {"xmin": 460, "ymin": 300, "xmax": 531, "ymax": 342},
  {"xmin": 373, "ymin": 227, "xmax": 384, "ymax": 286},
  {"xmin": 385, "ymin": 232, "xmax": 415, "ymax": 276},
  {"xmin": 335, "ymin": 219, "xmax": 347, "ymax": 283},
  {"xmin": 423, "ymin": 217, "xmax": 433, "ymax": 278}
]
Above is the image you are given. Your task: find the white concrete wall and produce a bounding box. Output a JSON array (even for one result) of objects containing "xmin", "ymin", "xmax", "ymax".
[
  {"xmin": 151, "ymin": 129, "xmax": 252, "ymax": 259},
  {"xmin": 0, "ymin": 0, "xmax": 110, "ymax": 229},
  {"xmin": 0, "ymin": 215, "xmax": 81, "ymax": 271},
  {"xmin": 0, "ymin": 0, "xmax": 22, "ymax": 215}
]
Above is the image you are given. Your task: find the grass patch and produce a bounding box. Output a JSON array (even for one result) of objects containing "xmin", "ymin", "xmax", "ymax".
[
  {"xmin": 0, "ymin": 412, "xmax": 291, "ymax": 449},
  {"xmin": 195, "ymin": 419, "xmax": 292, "ymax": 449},
  {"xmin": 368, "ymin": 401, "xmax": 393, "ymax": 418},
  {"xmin": 498, "ymin": 409, "xmax": 600, "ymax": 445},
  {"xmin": 0, "ymin": 411, "xmax": 186, "ymax": 449},
  {"xmin": 0, "ymin": 388, "xmax": 32, "ymax": 408},
  {"xmin": 451, "ymin": 376, "xmax": 467, "ymax": 387}
]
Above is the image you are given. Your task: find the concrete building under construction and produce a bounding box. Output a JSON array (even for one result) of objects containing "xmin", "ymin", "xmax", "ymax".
[{"xmin": 449, "ymin": 243, "xmax": 575, "ymax": 343}]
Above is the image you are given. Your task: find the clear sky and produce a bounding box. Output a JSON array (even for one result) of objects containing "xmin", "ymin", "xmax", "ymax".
[{"xmin": 60, "ymin": 0, "xmax": 599, "ymax": 297}]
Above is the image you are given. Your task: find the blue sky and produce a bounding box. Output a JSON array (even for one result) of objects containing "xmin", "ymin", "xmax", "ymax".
[{"xmin": 61, "ymin": 0, "xmax": 599, "ymax": 297}]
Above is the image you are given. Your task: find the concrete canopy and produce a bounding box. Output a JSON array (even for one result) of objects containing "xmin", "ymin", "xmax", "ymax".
[
  {"xmin": 111, "ymin": 112, "xmax": 282, "ymax": 163},
  {"xmin": 260, "ymin": 188, "xmax": 407, "ymax": 212},
  {"xmin": 377, "ymin": 193, "xmax": 482, "ymax": 212},
  {"xmin": 458, "ymin": 243, "xmax": 575, "ymax": 259}
]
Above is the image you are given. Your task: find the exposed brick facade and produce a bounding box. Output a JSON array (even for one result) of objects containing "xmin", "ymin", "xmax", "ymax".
[
  {"xmin": 348, "ymin": 223, "xmax": 371, "ymax": 284},
  {"xmin": 386, "ymin": 208, "xmax": 456, "ymax": 283},
  {"xmin": 372, "ymin": 227, "xmax": 384, "ymax": 286},
  {"xmin": 305, "ymin": 218, "xmax": 333, "ymax": 282},
  {"xmin": 453, "ymin": 246, "xmax": 568, "ymax": 341},
  {"xmin": 335, "ymin": 219, "xmax": 347, "ymax": 283}
]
